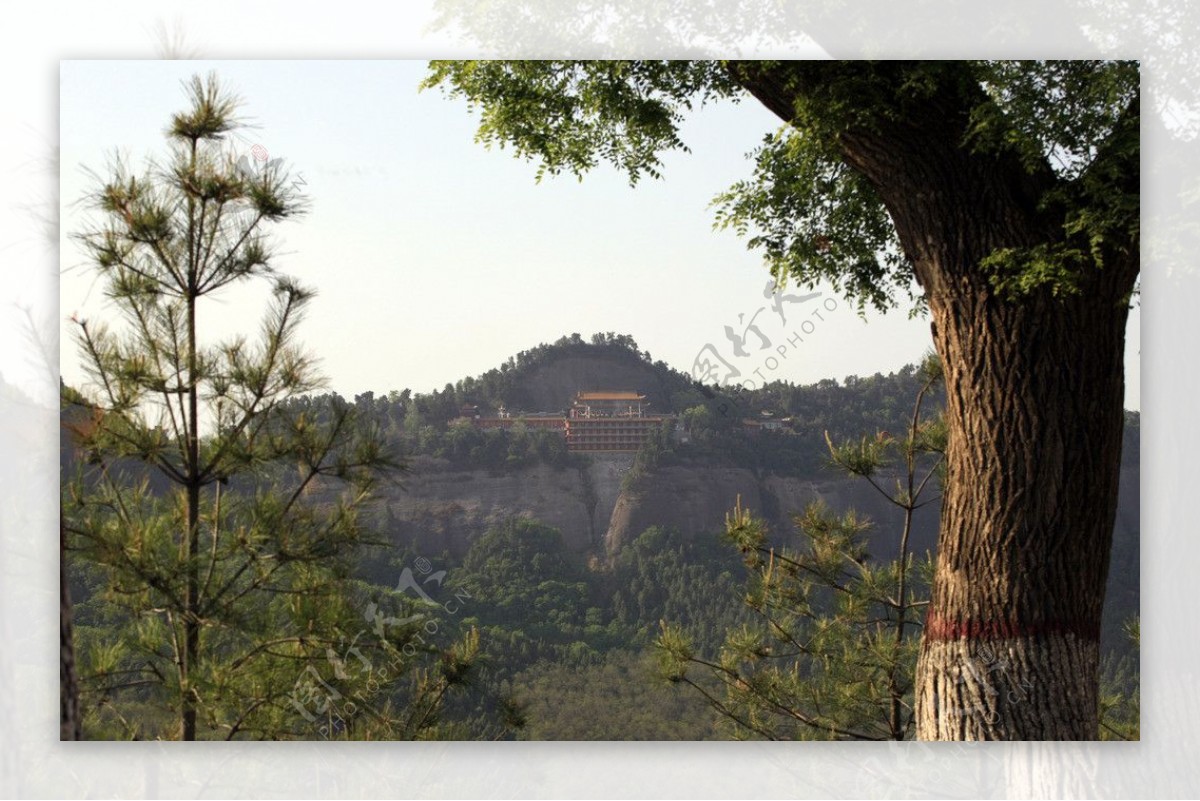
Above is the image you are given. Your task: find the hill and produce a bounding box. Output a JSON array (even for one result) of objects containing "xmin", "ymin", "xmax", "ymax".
[{"xmin": 62, "ymin": 334, "xmax": 1141, "ymax": 738}]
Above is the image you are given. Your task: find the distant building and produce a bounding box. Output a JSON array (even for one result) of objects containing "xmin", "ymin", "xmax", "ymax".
[
  {"xmin": 519, "ymin": 415, "xmax": 572, "ymax": 432},
  {"xmin": 454, "ymin": 390, "xmax": 672, "ymax": 452},
  {"xmin": 741, "ymin": 412, "xmax": 792, "ymax": 435},
  {"xmin": 475, "ymin": 412, "xmax": 567, "ymax": 432},
  {"xmin": 570, "ymin": 390, "xmax": 648, "ymax": 419},
  {"xmin": 448, "ymin": 403, "xmax": 481, "ymax": 428},
  {"xmin": 566, "ymin": 415, "xmax": 668, "ymax": 452},
  {"xmin": 566, "ymin": 390, "xmax": 666, "ymax": 451}
]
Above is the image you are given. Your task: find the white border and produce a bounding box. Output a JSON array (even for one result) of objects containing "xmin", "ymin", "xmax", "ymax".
[{"xmin": 1, "ymin": 2, "xmax": 1191, "ymax": 797}]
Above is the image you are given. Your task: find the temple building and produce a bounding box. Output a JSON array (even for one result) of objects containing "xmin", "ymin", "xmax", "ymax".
[
  {"xmin": 453, "ymin": 390, "xmax": 672, "ymax": 452},
  {"xmin": 569, "ymin": 390, "xmax": 648, "ymax": 419},
  {"xmin": 565, "ymin": 390, "xmax": 667, "ymax": 452}
]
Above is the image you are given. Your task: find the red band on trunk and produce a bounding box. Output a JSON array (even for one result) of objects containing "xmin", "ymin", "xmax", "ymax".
[{"xmin": 924, "ymin": 612, "xmax": 1100, "ymax": 642}]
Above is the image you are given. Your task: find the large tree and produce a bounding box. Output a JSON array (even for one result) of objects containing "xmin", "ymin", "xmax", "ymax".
[{"xmin": 423, "ymin": 60, "xmax": 1139, "ymax": 740}]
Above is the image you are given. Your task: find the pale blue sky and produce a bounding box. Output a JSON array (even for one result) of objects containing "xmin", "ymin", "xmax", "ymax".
[{"xmin": 59, "ymin": 60, "xmax": 1141, "ymax": 409}]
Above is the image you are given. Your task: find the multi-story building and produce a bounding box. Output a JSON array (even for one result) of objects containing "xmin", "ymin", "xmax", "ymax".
[
  {"xmin": 564, "ymin": 415, "xmax": 667, "ymax": 451},
  {"xmin": 569, "ymin": 390, "xmax": 649, "ymax": 419},
  {"xmin": 473, "ymin": 413, "xmax": 567, "ymax": 432},
  {"xmin": 453, "ymin": 390, "xmax": 672, "ymax": 452},
  {"xmin": 565, "ymin": 391, "xmax": 667, "ymax": 452}
]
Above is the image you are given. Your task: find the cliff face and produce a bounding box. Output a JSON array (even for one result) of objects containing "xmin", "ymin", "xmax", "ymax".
[
  {"xmin": 602, "ymin": 466, "xmax": 950, "ymax": 558},
  {"xmin": 376, "ymin": 447, "xmax": 1139, "ymax": 652},
  {"xmin": 379, "ymin": 453, "xmax": 632, "ymax": 556},
  {"xmin": 380, "ymin": 456, "xmax": 793, "ymax": 559},
  {"xmin": 378, "ymin": 450, "xmax": 1134, "ymax": 569},
  {"xmin": 600, "ymin": 460, "xmax": 1143, "ymax": 649}
]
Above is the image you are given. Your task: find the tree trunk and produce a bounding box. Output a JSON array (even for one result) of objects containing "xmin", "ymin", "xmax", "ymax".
[
  {"xmin": 183, "ymin": 480, "xmax": 199, "ymax": 741},
  {"xmin": 734, "ymin": 61, "xmax": 1139, "ymax": 739},
  {"xmin": 915, "ymin": 267, "xmax": 1131, "ymax": 739},
  {"xmin": 871, "ymin": 139, "xmax": 1136, "ymax": 738},
  {"xmin": 182, "ymin": 236, "xmax": 200, "ymax": 741},
  {"xmin": 60, "ymin": 518, "xmax": 82, "ymax": 740}
]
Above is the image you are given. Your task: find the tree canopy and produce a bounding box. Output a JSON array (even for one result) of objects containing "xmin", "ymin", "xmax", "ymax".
[
  {"xmin": 424, "ymin": 60, "xmax": 1138, "ymax": 312},
  {"xmin": 424, "ymin": 59, "xmax": 1140, "ymax": 740}
]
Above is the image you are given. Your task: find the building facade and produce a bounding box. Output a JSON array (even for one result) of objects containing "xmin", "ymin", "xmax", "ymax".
[
  {"xmin": 453, "ymin": 390, "xmax": 672, "ymax": 452},
  {"xmin": 565, "ymin": 390, "xmax": 665, "ymax": 451}
]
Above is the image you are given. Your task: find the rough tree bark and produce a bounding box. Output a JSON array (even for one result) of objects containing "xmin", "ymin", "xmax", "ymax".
[
  {"xmin": 914, "ymin": 249, "xmax": 1132, "ymax": 740},
  {"xmin": 734, "ymin": 61, "xmax": 1138, "ymax": 739}
]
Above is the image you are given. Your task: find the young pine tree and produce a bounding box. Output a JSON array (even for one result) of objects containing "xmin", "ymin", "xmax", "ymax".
[
  {"xmin": 63, "ymin": 74, "xmax": 474, "ymax": 740},
  {"xmin": 658, "ymin": 355, "xmax": 947, "ymax": 740}
]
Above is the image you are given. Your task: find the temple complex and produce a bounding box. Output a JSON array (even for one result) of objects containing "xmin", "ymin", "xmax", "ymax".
[
  {"xmin": 453, "ymin": 390, "xmax": 671, "ymax": 452},
  {"xmin": 565, "ymin": 391, "xmax": 666, "ymax": 452}
]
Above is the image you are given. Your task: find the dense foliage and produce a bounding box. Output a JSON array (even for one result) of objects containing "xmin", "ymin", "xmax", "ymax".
[
  {"xmin": 445, "ymin": 521, "xmax": 745, "ymax": 673},
  {"xmin": 423, "ymin": 60, "xmax": 1140, "ymax": 739},
  {"xmin": 659, "ymin": 357, "xmax": 945, "ymax": 740},
  {"xmin": 66, "ymin": 325, "xmax": 1139, "ymax": 739},
  {"xmin": 280, "ymin": 333, "xmax": 945, "ymax": 479}
]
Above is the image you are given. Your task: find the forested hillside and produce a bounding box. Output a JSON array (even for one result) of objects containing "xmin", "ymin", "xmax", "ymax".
[{"xmin": 64, "ymin": 334, "xmax": 1140, "ymax": 740}]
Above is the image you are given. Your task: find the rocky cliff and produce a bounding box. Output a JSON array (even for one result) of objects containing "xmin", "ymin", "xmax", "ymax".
[
  {"xmin": 374, "ymin": 445, "xmax": 1140, "ymax": 652},
  {"xmin": 378, "ymin": 453, "xmax": 633, "ymax": 556},
  {"xmin": 377, "ymin": 449, "xmax": 1136, "ymax": 570}
]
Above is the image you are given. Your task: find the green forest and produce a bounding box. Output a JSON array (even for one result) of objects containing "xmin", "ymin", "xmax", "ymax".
[
  {"xmin": 64, "ymin": 334, "xmax": 1140, "ymax": 740},
  {"xmin": 60, "ymin": 61, "xmax": 1141, "ymax": 743}
]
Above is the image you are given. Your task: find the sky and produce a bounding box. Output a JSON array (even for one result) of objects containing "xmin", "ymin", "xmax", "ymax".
[{"xmin": 59, "ymin": 60, "xmax": 1142, "ymax": 409}]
